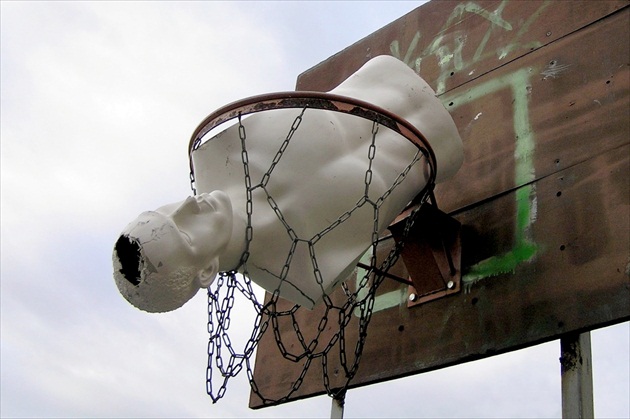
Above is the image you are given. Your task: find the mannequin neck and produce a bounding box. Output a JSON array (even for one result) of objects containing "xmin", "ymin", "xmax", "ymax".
[{"xmin": 218, "ymin": 208, "xmax": 248, "ymax": 272}]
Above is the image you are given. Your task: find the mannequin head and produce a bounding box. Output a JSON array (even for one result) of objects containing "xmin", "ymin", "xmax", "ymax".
[{"xmin": 113, "ymin": 191, "xmax": 233, "ymax": 312}]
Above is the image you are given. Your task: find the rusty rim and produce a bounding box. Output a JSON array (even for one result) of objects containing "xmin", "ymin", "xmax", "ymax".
[{"xmin": 188, "ymin": 91, "xmax": 438, "ymax": 191}]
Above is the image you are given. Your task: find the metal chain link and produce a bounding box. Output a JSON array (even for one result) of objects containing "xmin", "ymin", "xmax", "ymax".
[{"xmin": 204, "ymin": 109, "xmax": 434, "ymax": 404}]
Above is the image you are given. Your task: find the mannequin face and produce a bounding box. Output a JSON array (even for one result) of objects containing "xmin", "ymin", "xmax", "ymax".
[
  {"xmin": 113, "ymin": 191, "xmax": 233, "ymax": 312},
  {"xmin": 151, "ymin": 192, "xmax": 233, "ymax": 264}
]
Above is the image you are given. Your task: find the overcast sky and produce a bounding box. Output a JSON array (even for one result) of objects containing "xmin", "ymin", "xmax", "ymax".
[{"xmin": 1, "ymin": 1, "xmax": 628, "ymax": 418}]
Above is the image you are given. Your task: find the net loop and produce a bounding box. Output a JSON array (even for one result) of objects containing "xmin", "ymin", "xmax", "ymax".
[{"xmin": 195, "ymin": 92, "xmax": 436, "ymax": 404}]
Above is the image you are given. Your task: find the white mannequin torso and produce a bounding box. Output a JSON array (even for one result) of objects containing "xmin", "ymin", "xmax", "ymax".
[{"xmin": 192, "ymin": 55, "xmax": 463, "ymax": 308}]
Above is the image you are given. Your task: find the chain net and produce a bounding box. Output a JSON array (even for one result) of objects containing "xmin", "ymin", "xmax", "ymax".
[{"xmin": 192, "ymin": 106, "xmax": 433, "ymax": 404}]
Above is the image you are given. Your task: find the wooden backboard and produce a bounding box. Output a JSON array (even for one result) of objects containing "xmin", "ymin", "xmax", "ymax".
[{"xmin": 250, "ymin": 0, "xmax": 629, "ymax": 408}]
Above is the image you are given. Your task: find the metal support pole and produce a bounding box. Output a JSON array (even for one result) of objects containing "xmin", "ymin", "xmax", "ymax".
[
  {"xmin": 560, "ymin": 331, "xmax": 594, "ymax": 419},
  {"xmin": 330, "ymin": 391, "xmax": 345, "ymax": 419}
]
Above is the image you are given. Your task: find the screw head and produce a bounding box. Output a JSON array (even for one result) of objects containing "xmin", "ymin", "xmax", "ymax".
[
  {"xmin": 446, "ymin": 280, "xmax": 455, "ymax": 289},
  {"xmin": 408, "ymin": 293, "xmax": 417, "ymax": 302}
]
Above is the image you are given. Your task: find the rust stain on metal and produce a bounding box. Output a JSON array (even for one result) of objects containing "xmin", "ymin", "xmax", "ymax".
[{"xmin": 560, "ymin": 338, "xmax": 583, "ymax": 374}]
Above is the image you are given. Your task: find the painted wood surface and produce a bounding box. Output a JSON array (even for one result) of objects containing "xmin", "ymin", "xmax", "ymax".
[{"xmin": 250, "ymin": 0, "xmax": 629, "ymax": 407}]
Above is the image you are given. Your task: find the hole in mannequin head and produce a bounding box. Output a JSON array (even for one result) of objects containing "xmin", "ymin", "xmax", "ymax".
[{"xmin": 115, "ymin": 235, "xmax": 142, "ymax": 286}]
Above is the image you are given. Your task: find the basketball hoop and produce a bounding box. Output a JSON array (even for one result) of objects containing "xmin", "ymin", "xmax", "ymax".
[
  {"xmin": 189, "ymin": 91, "xmax": 437, "ymax": 195},
  {"xmin": 188, "ymin": 91, "xmax": 442, "ymax": 404}
]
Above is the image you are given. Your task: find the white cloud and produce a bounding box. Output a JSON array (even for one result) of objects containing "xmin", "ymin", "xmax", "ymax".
[
  {"xmin": 344, "ymin": 340, "xmax": 562, "ymax": 418},
  {"xmin": 1, "ymin": 2, "xmax": 290, "ymax": 237}
]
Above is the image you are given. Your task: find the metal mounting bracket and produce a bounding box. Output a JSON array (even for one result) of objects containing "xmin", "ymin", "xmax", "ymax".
[{"xmin": 389, "ymin": 202, "xmax": 462, "ymax": 308}]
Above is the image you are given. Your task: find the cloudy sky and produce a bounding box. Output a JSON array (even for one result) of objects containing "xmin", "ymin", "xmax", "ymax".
[{"xmin": 1, "ymin": 1, "xmax": 628, "ymax": 418}]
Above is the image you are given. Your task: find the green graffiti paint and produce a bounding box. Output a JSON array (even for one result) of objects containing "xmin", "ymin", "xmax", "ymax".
[
  {"xmin": 463, "ymin": 182, "xmax": 539, "ymax": 289},
  {"xmin": 473, "ymin": 0, "xmax": 511, "ymax": 62},
  {"xmin": 390, "ymin": 0, "xmax": 545, "ymax": 94},
  {"xmin": 404, "ymin": 31, "xmax": 422, "ymax": 69},
  {"xmin": 463, "ymin": 241, "xmax": 538, "ymax": 286},
  {"xmin": 497, "ymin": 1, "xmax": 551, "ymax": 59},
  {"xmin": 444, "ymin": 1, "xmax": 513, "ymax": 33},
  {"xmin": 442, "ymin": 67, "xmax": 533, "ymax": 109},
  {"xmin": 515, "ymin": 185, "xmax": 536, "ymax": 243},
  {"xmin": 512, "ymin": 77, "xmax": 536, "ymax": 186},
  {"xmin": 449, "ymin": 68, "xmax": 539, "ymax": 289},
  {"xmin": 353, "ymin": 249, "xmax": 406, "ymax": 317}
]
